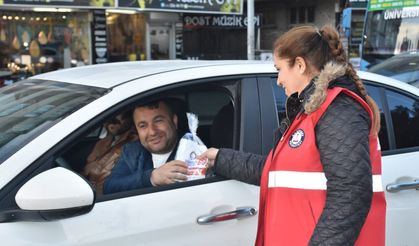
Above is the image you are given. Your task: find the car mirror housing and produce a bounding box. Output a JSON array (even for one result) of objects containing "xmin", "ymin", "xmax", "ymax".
[{"xmin": 0, "ymin": 167, "xmax": 95, "ymax": 223}]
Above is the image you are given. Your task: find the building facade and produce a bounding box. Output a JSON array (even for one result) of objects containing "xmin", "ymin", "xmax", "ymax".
[{"xmin": 0, "ymin": 0, "xmax": 342, "ymax": 82}]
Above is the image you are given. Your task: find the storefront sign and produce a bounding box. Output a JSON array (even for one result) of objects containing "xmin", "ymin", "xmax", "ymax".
[
  {"xmin": 2, "ymin": 0, "xmax": 115, "ymax": 7},
  {"xmin": 383, "ymin": 7, "xmax": 419, "ymax": 19},
  {"xmin": 2, "ymin": 0, "xmax": 241, "ymax": 13},
  {"xmin": 91, "ymin": 9, "xmax": 108, "ymax": 64},
  {"xmin": 348, "ymin": 0, "xmax": 367, "ymax": 8},
  {"xmin": 368, "ymin": 0, "xmax": 419, "ymax": 11},
  {"xmin": 183, "ymin": 14, "xmax": 260, "ymax": 28},
  {"xmin": 119, "ymin": 0, "xmax": 243, "ymax": 14}
]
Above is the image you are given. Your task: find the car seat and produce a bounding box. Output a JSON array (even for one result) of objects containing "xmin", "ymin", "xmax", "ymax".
[
  {"xmin": 210, "ymin": 102, "xmax": 234, "ymax": 148},
  {"xmin": 166, "ymin": 97, "xmax": 189, "ymax": 138}
]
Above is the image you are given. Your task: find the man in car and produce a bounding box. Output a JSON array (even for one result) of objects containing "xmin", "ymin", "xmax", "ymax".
[
  {"xmin": 82, "ymin": 111, "xmax": 138, "ymax": 195},
  {"xmin": 103, "ymin": 99, "xmax": 189, "ymax": 194}
]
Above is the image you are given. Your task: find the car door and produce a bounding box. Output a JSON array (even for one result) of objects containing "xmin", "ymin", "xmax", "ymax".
[
  {"xmin": 366, "ymin": 83, "xmax": 419, "ymax": 246},
  {"xmin": 0, "ymin": 75, "xmax": 262, "ymax": 245}
]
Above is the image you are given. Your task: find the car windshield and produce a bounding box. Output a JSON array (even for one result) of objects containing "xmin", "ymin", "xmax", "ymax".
[{"xmin": 0, "ymin": 79, "xmax": 108, "ymax": 164}]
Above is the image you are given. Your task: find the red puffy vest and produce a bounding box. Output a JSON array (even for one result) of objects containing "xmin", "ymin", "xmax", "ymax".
[{"xmin": 255, "ymin": 87, "xmax": 386, "ymax": 246}]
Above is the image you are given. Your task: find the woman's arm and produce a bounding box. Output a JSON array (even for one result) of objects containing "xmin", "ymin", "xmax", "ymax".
[
  {"xmin": 214, "ymin": 148, "xmax": 266, "ymax": 186},
  {"xmin": 199, "ymin": 147, "xmax": 266, "ymax": 186}
]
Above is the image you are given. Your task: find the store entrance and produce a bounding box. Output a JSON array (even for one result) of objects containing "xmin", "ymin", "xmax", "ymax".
[{"xmin": 149, "ymin": 24, "xmax": 172, "ymax": 60}]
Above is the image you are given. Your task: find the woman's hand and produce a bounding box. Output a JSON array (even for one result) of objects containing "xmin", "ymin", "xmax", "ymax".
[{"xmin": 198, "ymin": 148, "xmax": 219, "ymax": 168}]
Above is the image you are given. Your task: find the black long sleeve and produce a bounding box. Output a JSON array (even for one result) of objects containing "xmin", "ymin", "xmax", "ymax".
[
  {"xmin": 214, "ymin": 148, "xmax": 266, "ymax": 186},
  {"xmin": 309, "ymin": 94, "xmax": 372, "ymax": 245}
]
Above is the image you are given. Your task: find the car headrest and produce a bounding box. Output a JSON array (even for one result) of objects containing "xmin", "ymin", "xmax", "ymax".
[
  {"xmin": 210, "ymin": 102, "xmax": 234, "ymax": 148},
  {"xmin": 166, "ymin": 97, "xmax": 189, "ymax": 138}
]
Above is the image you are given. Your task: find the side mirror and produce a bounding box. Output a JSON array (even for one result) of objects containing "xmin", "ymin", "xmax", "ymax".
[{"xmin": 0, "ymin": 167, "xmax": 95, "ymax": 222}]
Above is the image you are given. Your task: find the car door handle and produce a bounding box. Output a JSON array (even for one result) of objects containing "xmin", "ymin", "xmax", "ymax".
[
  {"xmin": 386, "ymin": 180, "xmax": 419, "ymax": 192},
  {"xmin": 196, "ymin": 207, "xmax": 257, "ymax": 225}
]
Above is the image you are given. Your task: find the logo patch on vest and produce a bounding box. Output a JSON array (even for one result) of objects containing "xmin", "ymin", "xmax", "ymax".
[{"xmin": 289, "ymin": 129, "xmax": 305, "ymax": 148}]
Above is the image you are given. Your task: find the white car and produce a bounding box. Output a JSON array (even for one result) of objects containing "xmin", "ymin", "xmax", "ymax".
[
  {"xmin": 0, "ymin": 61, "xmax": 418, "ymax": 245},
  {"xmin": 367, "ymin": 52, "xmax": 419, "ymax": 88}
]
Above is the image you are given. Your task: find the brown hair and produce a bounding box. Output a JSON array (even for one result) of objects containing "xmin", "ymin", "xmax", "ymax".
[{"xmin": 273, "ymin": 25, "xmax": 380, "ymax": 134}]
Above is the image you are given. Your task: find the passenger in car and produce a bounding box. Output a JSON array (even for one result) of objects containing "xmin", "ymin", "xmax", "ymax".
[
  {"xmin": 82, "ymin": 111, "xmax": 138, "ymax": 195},
  {"xmin": 103, "ymin": 99, "xmax": 189, "ymax": 194},
  {"xmin": 200, "ymin": 25, "xmax": 385, "ymax": 245}
]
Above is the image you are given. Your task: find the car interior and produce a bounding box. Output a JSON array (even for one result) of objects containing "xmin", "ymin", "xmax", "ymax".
[{"xmin": 53, "ymin": 83, "xmax": 237, "ymax": 196}]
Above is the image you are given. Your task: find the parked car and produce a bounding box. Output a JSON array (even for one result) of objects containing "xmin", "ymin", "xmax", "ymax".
[
  {"xmin": 368, "ymin": 52, "xmax": 419, "ymax": 88},
  {"xmin": 0, "ymin": 61, "xmax": 419, "ymax": 245}
]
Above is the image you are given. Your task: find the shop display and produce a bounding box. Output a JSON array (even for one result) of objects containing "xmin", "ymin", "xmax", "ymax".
[
  {"xmin": 29, "ymin": 40, "xmax": 40, "ymax": 57},
  {"xmin": 0, "ymin": 8, "xmax": 148, "ymax": 83},
  {"xmin": 0, "ymin": 11, "xmax": 91, "ymax": 80},
  {"xmin": 37, "ymin": 30, "xmax": 47, "ymax": 45},
  {"xmin": 11, "ymin": 35, "xmax": 20, "ymax": 50},
  {"xmin": 107, "ymin": 13, "xmax": 146, "ymax": 62},
  {"xmin": 0, "ymin": 28, "xmax": 6, "ymax": 42}
]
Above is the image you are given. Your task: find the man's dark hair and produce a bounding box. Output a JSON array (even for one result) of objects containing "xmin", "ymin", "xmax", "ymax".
[
  {"xmin": 136, "ymin": 99, "xmax": 175, "ymax": 117},
  {"xmin": 108, "ymin": 109, "xmax": 133, "ymax": 125},
  {"xmin": 135, "ymin": 98, "xmax": 189, "ymax": 137}
]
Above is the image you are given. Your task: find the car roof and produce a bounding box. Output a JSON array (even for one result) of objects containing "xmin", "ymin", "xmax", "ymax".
[
  {"xmin": 29, "ymin": 60, "xmax": 419, "ymax": 96},
  {"xmin": 358, "ymin": 70, "xmax": 419, "ymax": 95},
  {"xmin": 30, "ymin": 60, "xmax": 274, "ymax": 88},
  {"xmin": 368, "ymin": 52, "xmax": 419, "ymax": 71}
]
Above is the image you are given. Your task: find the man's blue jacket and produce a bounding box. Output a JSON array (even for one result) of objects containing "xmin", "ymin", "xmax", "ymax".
[{"xmin": 103, "ymin": 140, "xmax": 176, "ymax": 194}]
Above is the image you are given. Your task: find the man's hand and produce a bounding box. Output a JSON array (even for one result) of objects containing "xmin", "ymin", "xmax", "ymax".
[{"xmin": 151, "ymin": 160, "xmax": 188, "ymax": 186}]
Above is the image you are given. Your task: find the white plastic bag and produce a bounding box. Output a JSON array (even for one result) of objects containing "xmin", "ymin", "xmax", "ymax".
[{"xmin": 175, "ymin": 113, "xmax": 208, "ymax": 180}]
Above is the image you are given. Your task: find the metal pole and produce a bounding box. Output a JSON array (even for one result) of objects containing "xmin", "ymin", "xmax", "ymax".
[{"xmin": 247, "ymin": 0, "xmax": 255, "ymax": 60}]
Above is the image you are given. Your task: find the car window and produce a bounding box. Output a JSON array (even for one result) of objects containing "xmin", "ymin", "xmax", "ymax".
[
  {"xmin": 0, "ymin": 79, "xmax": 107, "ymax": 164},
  {"xmin": 271, "ymin": 79, "xmax": 287, "ymax": 122},
  {"xmin": 188, "ymin": 90, "xmax": 231, "ymax": 125},
  {"xmin": 365, "ymin": 84, "xmax": 390, "ymax": 151},
  {"xmin": 57, "ymin": 80, "xmax": 238, "ymax": 198},
  {"xmin": 385, "ymin": 89, "xmax": 419, "ymax": 149},
  {"xmin": 187, "ymin": 90, "xmax": 233, "ymax": 147},
  {"xmin": 271, "ymin": 80, "xmax": 392, "ymax": 151}
]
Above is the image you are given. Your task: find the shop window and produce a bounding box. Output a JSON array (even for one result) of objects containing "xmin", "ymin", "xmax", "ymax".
[
  {"xmin": 150, "ymin": 25, "xmax": 170, "ymax": 60},
  {"xmin": 290, "ymin": 7, "xmax": 315, "ymax": 24},
  {"xmin": 307, "ymin": 7, "xmax": 315, "ymax": 23},
  {"xmin": 183, "ymin": 28, "xmax": 247, "ymax": 60},
  {"xmin": 260, "ymin": 8, "xmax": 276, "ymax": 27},
  {"xmin": 107, "ymin": 13, "xmax": 146, "ymax": 62},
  {"xmin": 0, "ymin": 10, "xmax": 91, "ymax": 80},
  {"xmin": 298, "ymin": 8, "xmax": 305, "ymax": 23}
]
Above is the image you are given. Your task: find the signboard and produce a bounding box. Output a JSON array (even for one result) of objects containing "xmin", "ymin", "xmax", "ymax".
[
  {"xmin": 91, "ymin": 9, "xmax": 108, "ymax": 64},
  {"xmin": 1, "ymin": 0, "xmax": 115, "ymax": 7},
  {"xmin": 1, "ymin": 0, "xmax": 242, "ymax": 14},
  {"xmin": 368, "ymin": 0, "xmax": 419, "ymax": 11},
  {"xmin": 119, "ymin": 0, "xmax": 243, "ymax": 14},
  {"xmin": 183, "ymin": 14, "xmax": 260, "ymax": 29},
  {"xmin": 348, "ymin": 0, "xmax": 368, "ymax": 8}
]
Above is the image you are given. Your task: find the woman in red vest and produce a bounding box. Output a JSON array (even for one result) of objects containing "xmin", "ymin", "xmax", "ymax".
[{"xmin": 200, "ymin": 25, "xmax": 386, "ymax": 245}]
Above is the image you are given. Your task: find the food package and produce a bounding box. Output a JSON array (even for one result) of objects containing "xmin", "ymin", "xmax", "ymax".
[{"xmin": 175, "ymin": 113, "xmax": 208, "ymax": 181}]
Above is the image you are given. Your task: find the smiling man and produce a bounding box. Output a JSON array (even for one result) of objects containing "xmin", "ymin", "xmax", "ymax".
[{"xmin": 103, "ymin": 99, "xmax": 188, "ymax": 194}]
